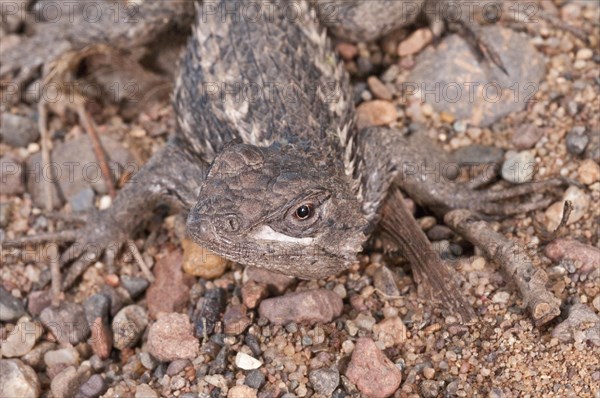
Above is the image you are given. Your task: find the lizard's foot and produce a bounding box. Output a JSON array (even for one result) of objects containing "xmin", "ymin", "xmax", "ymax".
[{"xmin": 3, "ymin": 209, "xmax": 128, "ymax": 289}]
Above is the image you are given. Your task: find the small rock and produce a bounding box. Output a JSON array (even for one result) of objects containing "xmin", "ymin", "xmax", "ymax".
[
  {"xmin": 356, "ymin": 100, "xmax": 398, "ymax": 129},
  {"xmin": 566, "ymin": 127, "xmax": 589, "ymax": 155},
  {"xmin": 244, "ymin": 369, "xmax": 266, "ymax": 389},
  {"xmin": 228, "ymin": 385, "xmax": 257, "ymax": 398},
  {"xmin": 492, "ymin": 291, "xmax": 510, "ymax": 304},
  {"xmin": 77, "ymin": 374, "xmax": 108, "ymax": 398},
  {"xmin": 0, "ymin": 112, "xmax": 39, "ymax": 147},
  {"xmin": 336, "ymin": 42, "xmax": 358, "ymax": 61},
  {"xmin": 426, "ymin": 225, "xmax": 454, "ymax": 241},
  {"xmin": 51, "ymin": 365, "xmax": 91, "ymax": 398},
  {"xmin": 0, "ymin": 202, "xmax": 11, "ymax": 228},
  {"xmin": 354, "ymin": 313, "xmax": 376, "ymax": 331},
  {"xmin": 120, "ymin": 275, "xmax": 149, "ymax": 299},
  {"xmin": 373, "ymin": 317, "xmax": 407, "ymax": 348},
  {"xmin": 241, "ymin": 280, "xmax": 269, "ymax": 309},
  {"xmin": 545, "ymin": 186, "xmax": 590, "ymax": 231},
  {"xmin": 40, "ymin": 302, "xmax": 90, "ymax": 345},
  {"xmin": 585, "ymin": 131, "xmax": 600, "ymax": 162},
  {"xmin": 423, "ymin": 367, "xmax": 435, "ymax": 379},
  {"xmin": 373, "ymin": 266, "xmax": 400, "ymax": 297},
  {"xmin": 367, "ymin": 76, "xmax": 392, "ymax": 101},
  {"xmin": 27, "ymin": 290, "xmax": 52, "ymax": 317},
  {"xmin": 167, "ymin": 359, "xmax": 190, "ymax": 376},
  {"xmin": 345, "ymin": 338, "xmax": 402, "ymax": 398},
  {"xmin": 0, "ymin": 359, "xmax": 40, "ymax": 398},
  {"xmin": 22, "ymin": 341, "xmax": 56, "ymax": 369},
  {"xmin": 89, "ymin": 316, "xmax": 112, "ymax": 360},
  {"xmin": 577, "ymin": 159, "xmax": 600, "ymax": 185},
  {"xmin": 544, "ymin": 239, "xmax": 599, "ymax": 275},
  {"xmin": 576, "ymin": 48, "xmax": 593, "ymax": 60},
  {"xmin": 258, "ymin": 289, "xmax": 343, "ymax": 325},
  {"xmin": 0, "ymin": 155, "xmax": 24, "ymax": 195},
  {"xmin": 69, "ymin": 187, "xmax": 95, "ymax": 212},
  {"xmin": 511, "ymin": 124, "xmax": 544, "ymax": 150},
  {"xmin": 235, "ymin": 352, "xmax": 262, "ymax": 370},
  {"xmin": 147, "ymin": 313, "xmax": 199, "ymax": 361},
  {"xmin": 223, "ymin": 304, "xmax": 252, "ymax": 335},
  {"xmin": 244, "ymin": 267, "xmax": 295, "ymax": 295},
  {"xmin": 552, "ymin": 304, "xmax": 600, "ymax": 347},
  {"xmin": 83, "ymin": 293, "xmax": 111, "ymax": 325},
  {"xmin": 501, "ymin": 151, "xmax": 536, "ymax": 183},
  {"xmin": 420, "ymin": 380, "xmax": 440, "ymax": 398},
  {"xmin": 147, "ymin": 250, "xmax": 195, "ymax": 319},
  {"xmin": 182, "ymin": 238, "xmax": 228, "ymax": 279},
  {"xmin": 44, "ymin": 346, "xmax": 80, "ymax": 368},
  {"xmin": 112, "ymin": 305, "xmax": 148, "ymax": 350},
  {"xmin": 135, "ymin": 384, "xmax": 158, "ymax": 398},
  {"xmin": 139, "ymin": 352, "xmax": 157, "ymax": 370},
  {"xmin": 397, "ymin": 27, "xmax": 433, "ymax": 56},
  {"xmin": 99, "ymin": 285, "xmax": 130, "ymax": 317},
  {"xmin": 0, "ymin": 286, "xmax": 25, "ymax": 322},
  {"xmin": 592, "ymin": 296, "xmax": 600, "ymax": 312},
  {"xmin": 0, "ymin": 320, "xmax": 39, "ymax": 358},
  {"xmin": 309, "ymin": 367, "xmax": 340, "ymax": 396}
]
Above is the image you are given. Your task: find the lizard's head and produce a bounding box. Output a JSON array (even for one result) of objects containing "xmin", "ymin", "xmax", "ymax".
[{"xmin": 187, "ymin": 143, "xmax": 367, "ymax": 278}]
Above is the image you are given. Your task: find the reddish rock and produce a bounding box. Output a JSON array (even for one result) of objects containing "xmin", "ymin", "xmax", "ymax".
[
  {"xmin": 356, "ymin": 100, "xmax": 398, "ymax": 129},
  {"xmin": 258, "ymin": 289, "xmax": 343, "ymax": 326},
  {"xmin": 336, "ymin": 42, "xmax": 358, "ymax": 61},
  {"xmin": 345, "ymin": 338, "xmax": 402, "ymax": 398},
  {"xmin": 223, "ymin": 304, "xmax": 252, "ymax": 335},
  {"xmin": 544, "ymin": 239, "xmax": 599, "ymax": 275},
  {"xmin": 244, "ymin": 267, "xmax": 295, "ymax": 295},
  {"xmin": 146, "ymin": 250, "xmax": 195, "ymax": 319},
  {"xmin": 241, "ymin": 281, "xmax": 269, "ymax": 309},
  {"xmin": 147, "ymin": 313, "xmax": 199, "ymax": 362},
  {"xmin": 89, "ymin": 317, "xmax": 112, "ymax": 360}
]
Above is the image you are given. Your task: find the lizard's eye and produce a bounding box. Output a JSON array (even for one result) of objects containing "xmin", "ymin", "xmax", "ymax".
[{"xmin": 295, "ymin": 204, "xmax": 314, "ymax": 220}]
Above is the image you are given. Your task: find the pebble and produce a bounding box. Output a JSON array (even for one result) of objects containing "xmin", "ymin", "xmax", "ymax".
[
  {"xmin": 135, "ymin": 384, "xmax": 158, "ymax": 398},
  {"xmin": 112, "ymin": 305, "xmax": 148, "ymax": 350},
  {"xmin": 0, "ymin": 155, "xmax": 25, "ymax": 195},
  {"xmin": 77, "ymin": 374, "xmax": 108, "ymax": 398},
  {"xmin": 492, "ymin": 291, "xmax": 511, "ymax": 304},
  {"xmin": 426, "ymin": 225, "xmax": 454, "ymax": 241},
  {"xmin": 544, "ymin": 186, "xmax": 590, "ymax": 230},
  {"xmin": 566, "ymin": 127, "xmax": 589, "ymax": 155},
  {"xmin": 51, "ymin": 365, "xmax": 91, "ymax": 398},
  {"xmin": 367, "ymin": 76, "xmax": 392, "ymax": 101},
  {"xmin": 355, "ymin": 100, "xmax": 398, "ymax": 129},
  {"xmin": 512, "ymin": 124, "xmax": 544, "ymax": 150},
  {"xmin": 544, "ymin": 239, "xmax": 599, "ymax": 275},
  {"xmin": 139, "ymin": 352, "xmax": 157, "ymax": 370},
  {"xmin": 244, "ymin": 267, "xmax": 295, "ymax": 295},
  {"xmin": 235, "ymin": 352, "xmax": 262, "ymax": 370},
  {"xmin": 69, "ymin": 187, "xmax": 95, "ymax": 212},
  {"xmin": 89, "ymin": 317, "xmax": 112, "ymax": 360},
  {"xmin": 182, "ymin": 238, "xmax": 228, "ymax": 279},
  {"xmin": 83, "ymin": 293, "xmax": 111, "ymax": 325},
  {"xmin": 408, "ymin": 26, "xmax": 545, "ymax": 127},
  {"xmin": 345, "ymin": 338, "xmax": 402, "ymax": 398},
  {"xmin": 585, "ymin": 131, "xmax": 600, "ymax": 162},
  {"xmin": 0, "ymin": 359, "xmax": 41, "ymax": 398},
  {"xmin": 26, "ymin": 135, "xmax": 135, "ymax": 209},
  {"xmin": 44, "ymin": 346, "xmax": 80, "ymax": 368},
  {"xmin": 0, "ymin": 286, "xmax": 25, "ymax": 322},
  {"xmin": 223, "ymin": 304, "xmax": 252, "ymax": 335},
  {"xmin": 576, "ymin": 48, "xmax": 593, "ymax": 60},
  {"xmin": 354, "ymin": 313, "xmax": 376, "ymax": 331},
  {"xmin": 420, "ymin": 380, "xmax": 440, "ymax": 398},
  {"xmin": 258, "ymin": 289, "xmax": 343, "ymax": 326},
  {"xmin": 336, "ymin": 42, "xmax": 358, "ymax": 61},
  {"xmin": 552, "ymin": 304, "xmax": 600, "ymax": 347},
  {"xmin": 592, "ymin": 296, "xmax": 600, "ymax": 312},
  {"xmin": 241, "ymin": 280, "xmax": 269, "ymax": 309},
  {"xmin": 146, "ymin": 250, "xmax": 195, "ymax": 319},
  {"xmin": 244, "ymin": 369, "xmax": 266, "ymax": 389},
  {"xmin": 0, "ymin": 202, "xmax": 11, "ymax": 228},
  {"xmin": 373, "ymin": 317, "xmax": 407, "ymax": 348},
  {"xmin": 22, "ymin": 341, "xmax": 55, "ymax": 369},
  {"xmin": 577, "ymin": 159, "xmax": 600, "ymax": 184},
  {"xmin": 373, "ymin": 265, "xmax": 400, "ymax": 297},
  {"xmin": 501, "ymin": 151, "xmax": 536, "ymax": 183},
  {"xmin": 147, "ymin": 313, "xmax": 199, "ymax": 361},
  {"xmin": 120, "ymin": 275, "xmax": 149, "ymax": 299},
  {"xmin": 0, "ymin": 112, "xmax": 39, "ymax": 147},
  {"xmin": 166, "ymin": 359, "xmax": 190, "ymax": 376},
  {"xmin": 40, "ymin": 302, "xmax": 89, "ymax": 345},
  {"xmin": 397, "ymin": 27, "xmax": 433, "ymax": 56},
  {"xmin": 228, "ymin": 385, "xmax": 258, "ymax": 398},
  {"xmin": 309, "ymin": 368, "xmax": 340, "ymax": 396},
  {"xmin": 423, "ymin": 367, "xmax": 435, "ymax": 379}
]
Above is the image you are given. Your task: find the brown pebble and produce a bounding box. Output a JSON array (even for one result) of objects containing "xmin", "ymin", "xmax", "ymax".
[
  {"xmin": 182, "ymin": 239, "xmax": 228, "ymax": 279},
  {"xmin": 397, "ymin": 27, "xmax": 433, "ymax": 56},
  {"xmin": 258, "ymin": 289, "xmax": 343, "ymax": 326},
  {"xmin": 545, "ymin": 239, "xmax": 599, "ymax": 275},
  {"xmin": 104, "ymin": 274, "xmax": 120, "ymax": 287},
  {"xmin": 336, "ymin": 42, "xmax": 358, "ymax": 61},
  {"xmin": 89, "ymin": 317, "xmax": 112, "ymax": 360},
  {"xmin": 356, "ymin": 100, "xmax": 398, "ymax": 129},
  {"xmin": 223, "ymin": 304, "xmax": 252, "ymax": 336},
  {"xmin": 147, "ymin": 313, "xmax": 199, "ymax": 361},
  {"xmin": 512, "ymin": 124, "xmax": 544, "ymax": 150},
  {"xmin": 244, "ymin": 267, "xmax": 295, "ymax": 295},
  {"xmin": 345, "ymin": 338, "xmax": 402, "ymax": 398},
  {"xmin": 241, "ymin": 280, "xmax": 269, "ymax": 309},
  {"xmin": 373, "ymin": 317, "xmax": 407, "ymax": 348},
  {"xmin": 367, "ymin": 76, "xmax": 392, "ymax": 101},
  {"xmin": 577, "ymin": 159, "xmax": 600, "ymax": 185}
]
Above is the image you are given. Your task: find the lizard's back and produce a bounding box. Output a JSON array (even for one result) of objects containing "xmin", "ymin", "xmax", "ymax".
[{"xmin": 174, "ymin": 0, "xmax": 354, "ymax": 166}]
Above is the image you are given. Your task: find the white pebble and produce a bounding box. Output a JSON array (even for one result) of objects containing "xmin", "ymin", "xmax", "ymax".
[
  {"xmin": 234, "ymin": 352, "xmax": 262, "ymax": 370},
  {"xmin": 98, "ymin": 195, "xmax": 112, "ymax": 210}
]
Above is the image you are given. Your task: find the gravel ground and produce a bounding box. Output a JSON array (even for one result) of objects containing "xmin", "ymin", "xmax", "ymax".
[{"xmin": 1, "ymin": 1, "xmax": 599, "ymax": 398}]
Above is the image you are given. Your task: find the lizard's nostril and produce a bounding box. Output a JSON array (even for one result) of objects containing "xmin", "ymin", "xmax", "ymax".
[{"xmin": 224, "ymin": 214, "xmax": 240, "ymax": 232}]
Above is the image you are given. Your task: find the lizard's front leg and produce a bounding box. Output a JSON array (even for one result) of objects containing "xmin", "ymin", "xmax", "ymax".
[
  {"xmin": 3, "ymin": 140, "xmax": 207, "ymax": 288},
  {"xmin": 358, "ymin": 127, "xmax": 564, "ymax": 220}
]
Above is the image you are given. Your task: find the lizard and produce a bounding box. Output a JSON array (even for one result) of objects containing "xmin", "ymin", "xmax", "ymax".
[{"xmin": 4, "ymin": 0, "xmax": 565, "ymax": 290}]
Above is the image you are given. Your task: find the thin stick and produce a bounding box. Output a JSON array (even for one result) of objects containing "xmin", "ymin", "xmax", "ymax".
[
  {"xmin": 445, "ymin": 209, "xmax": 561, "ymax": 327},
  {"xmin": 380, "ymin": 188, "xmax": 477, "ymax": 323}
]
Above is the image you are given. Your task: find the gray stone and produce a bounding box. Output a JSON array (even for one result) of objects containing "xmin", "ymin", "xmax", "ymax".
[
  {"xmin": 501, "ymin": 151, "xmax": 536, "ymax": 183},
  {"xmin": 373, "ymin": 265, "xmax": 400, "ymax": 297},
  {"xmin": 0, "ymin": 359, "xmax": 41, "ymax": 398},
  {"xmin": 120, "ymin": 275, "xmax": 149, "ymax": 299},
  {"xmin": 566, "ymin": 127, "xmax": 589, "ymax": 155},
  {"xmin": 83, "ymin": 293, "xmax": 111, "ymax": 325},
  {"xmin": 244, "ymin": 369, "xmax": 266, "ymax": 389},
  {"xmin": 40, "ymin": 301, "xmax": 90, "ymax": 345},
  {"xmin": 77, "ymin": 374, "xmax": 108, "ymax": 398},
  {"xmin": 408, "ymin": 26, "xmax": 545, "ymax": 127},
  {"xmin": 69, "ymin": 187, "xmax": 95, "ymax": 212},
  {"xmin": 512, "ymin": 124, "xmax": 544, "ymax": 150},
  {"xmin": 0, "ymin": 286, "xmax": 25, "ymax": 322},
  {"xmin": 51, "ymin": 365, "xmax": 91, "ymax": 398},
  {"xmin": 0, "ymin": 112, "xmax": 39, "ymax": 147},
  {"xmin": 585, "ymin": 131, "xmax": 600, "ymax": 163},
  {"xmin": 309, "ymin": 368, "xmax": 340, "ymax": 396},
  {"xmin": 1, "ymin": 155, "xmax": 25, "ymax": 195},
  {"xmin": 112, "ymin": 305, "xmax": 148, "ymax": 350}
]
